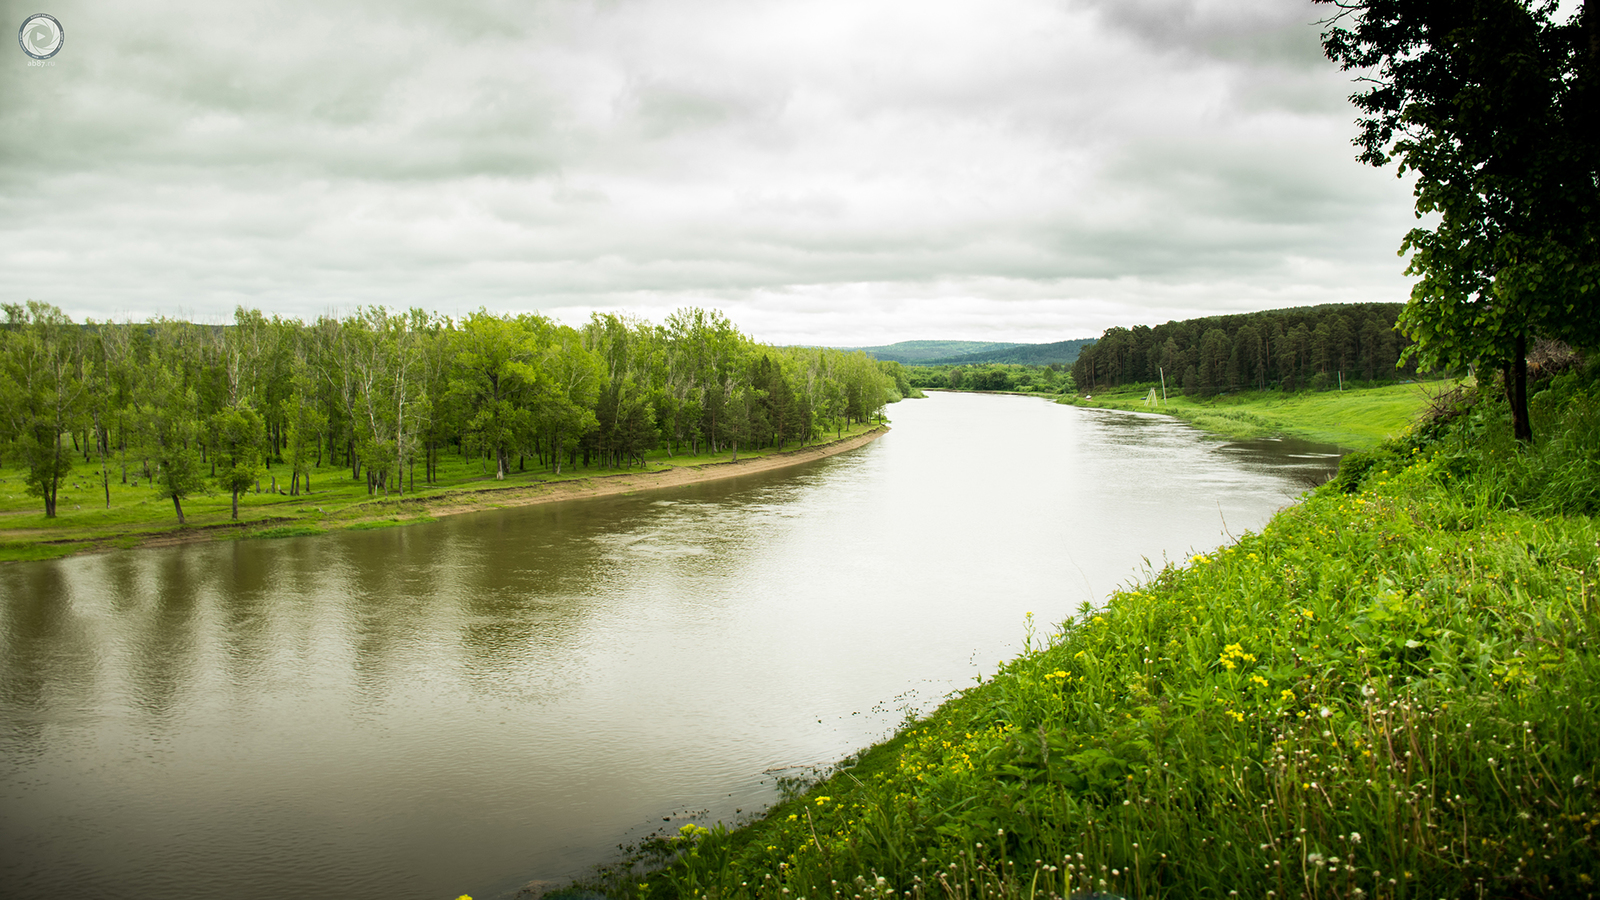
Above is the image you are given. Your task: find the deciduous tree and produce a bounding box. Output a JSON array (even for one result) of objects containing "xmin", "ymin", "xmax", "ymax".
[
  {"xmin": 212, "ymin": 403, "xmax": 265, "ymax": 519},
  {"xmin": 0, "ymin": 302, "xmax": 86, "ymax": 518},
  {"xmin": 139, "ymin": 364, "xmax": 206, "ymax": 525},
  {"xmin": 1318, "ymin": 0, "xmax": 1600, "ymax": 440}
]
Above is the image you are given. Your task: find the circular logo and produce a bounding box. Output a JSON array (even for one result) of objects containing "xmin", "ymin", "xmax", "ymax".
[{"xmin": 19, "ymin": 13, "xmax": 64, "ymax": 60}]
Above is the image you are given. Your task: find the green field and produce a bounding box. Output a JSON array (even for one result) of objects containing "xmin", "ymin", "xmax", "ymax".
[
  {"xmin": 1062, "ymin": 381, "xmax": 1447, "ymax": 450},
  {"xmin": 0, "ymin": 421, "xmax": 885, "ymax": 564}
]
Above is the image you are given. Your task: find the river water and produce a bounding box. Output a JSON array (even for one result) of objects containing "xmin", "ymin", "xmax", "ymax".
[{"xmin": 0, "ymin": 393, "xmax": 1340, "ymax": 900}]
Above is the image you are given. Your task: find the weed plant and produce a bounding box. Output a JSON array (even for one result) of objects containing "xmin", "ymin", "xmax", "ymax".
[{"xmin": 595, "ymin": 369, "xmax": 1600, "ymax": 900}]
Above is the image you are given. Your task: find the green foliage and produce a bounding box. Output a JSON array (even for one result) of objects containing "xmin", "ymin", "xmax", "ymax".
[
  {"xmin": 212, "ymin": 404, "xmax": 266, "ymax": 519},
  {"xmin": 1318, "ymin": 0, "xmax": 1600, "ymax": 441},
  {"xmin": 1338, "ymin": 361, "xmax": 1600, "ymax": 516},
  {"xmin": 137, "ymin": 364, "xmax": 207, "ymax": 525},
  {"xmin": 1072, "ymin": 304, "xmax": 1415, "ymax": 397},
  {"xmin": 0, "ymin": 299, "xmax": 898, "ymax": 554},
  {"xmin": 0, "ymin": 301, "xmax": 87, "ymax": 518},
  {"xmin": 905, "ymin": 364, "xmax": 1074, "ymax": 395},
  {"xmin": 282, "ymin": 358, "xmax": 328, "ymax": 496},
  {"xmin": 587, "ymin": 357, "xmax": 1600, "ymax": 900}
]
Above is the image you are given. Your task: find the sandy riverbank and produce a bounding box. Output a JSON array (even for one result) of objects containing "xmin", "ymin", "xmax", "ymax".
[{"xmin": 419, "ymin": 426, "xmax": 888, "ymax": 518}]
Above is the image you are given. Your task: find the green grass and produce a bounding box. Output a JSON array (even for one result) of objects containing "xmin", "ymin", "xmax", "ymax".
[
  {"xmin": 0, "ymin": 421, "xmax": 885, "ymax": 562},
  {"xmin": 582, "ymin": 373, "xmax": 1600, "ymax": 900},
  {"xmin": 1063, "ymin": 382, "xmax": 1443, "ymax": 450}
]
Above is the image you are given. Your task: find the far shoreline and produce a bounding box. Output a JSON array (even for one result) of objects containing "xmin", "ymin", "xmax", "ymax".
[
  {"xmin": 17, "ymin": 426, "xmax": 889, "ymax": 562},
  {"xmin": 387, "ymin": 426, "xmax": 888, "ymax": 524}
]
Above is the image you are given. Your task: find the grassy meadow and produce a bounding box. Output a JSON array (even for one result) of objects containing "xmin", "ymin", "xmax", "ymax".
[
  {"xmin": 578, "ymin": 368, "xmax": 1600, "ymax": 900},
  {"xmin": 0, "ymin": 421, "xmax": 885, "ymax": 564},
  {"xmin": 1062, "ymin": 382, "xmax": 1444, "ymax": 451}
]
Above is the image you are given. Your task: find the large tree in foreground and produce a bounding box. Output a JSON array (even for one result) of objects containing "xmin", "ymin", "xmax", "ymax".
[{"xmin": 1317, "ymin": 0, "xmax": 1600, "ymax": 441}]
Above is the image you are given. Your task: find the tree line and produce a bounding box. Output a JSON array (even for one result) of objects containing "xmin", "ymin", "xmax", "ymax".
[
  {"xmin": 1070, "ymin": 303, "xmax": 1421, "ymax": 396},
  {"xmin": 903, "ymin": 363, "xmax": 1075, "ymax": 394},
  {"xmin": 0, "ymin": 303, "xmax": 907, "ymax": 521}
]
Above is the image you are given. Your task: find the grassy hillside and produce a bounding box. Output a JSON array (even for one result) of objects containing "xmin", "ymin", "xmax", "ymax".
[
  {"xmin": 1065, "ymin": 381, "xmax": 1441, "ymax": 451},
  {"xmin": 578, "ymin": 365, "xmax": 1600, "ymax": 900}
]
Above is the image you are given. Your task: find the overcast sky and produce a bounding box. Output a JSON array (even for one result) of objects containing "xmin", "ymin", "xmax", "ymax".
[{"xmin": 4, "ymin": 0, "xmax": 1423, "ymax": 346}]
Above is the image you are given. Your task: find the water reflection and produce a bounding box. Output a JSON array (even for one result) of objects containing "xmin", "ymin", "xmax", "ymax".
[{"xmin": 0, "ymin": 394, "xmax": 1341, "ymax": 900}]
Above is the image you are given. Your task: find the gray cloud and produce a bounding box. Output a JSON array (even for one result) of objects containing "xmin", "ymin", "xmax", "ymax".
[{"xmin": 2, "ymin": 0, "xmax": 1416, "ymax": 344}]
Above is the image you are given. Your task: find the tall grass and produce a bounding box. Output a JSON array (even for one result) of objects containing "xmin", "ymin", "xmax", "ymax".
[{"xmin": 590, "ymin": 370, "xmax": 1600, "ymax": 900}]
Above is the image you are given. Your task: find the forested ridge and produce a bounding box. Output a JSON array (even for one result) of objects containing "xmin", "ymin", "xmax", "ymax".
[
  {"xmin": 0, "ymin": 302, "xmax": 907, "ymax": 522},
  {"xmin": 855, "ymin": 339, "xmax": 1093, "ymax": 366},
  {"xmin": 917, "ymin": 337, "xmax": 1095, "ymax": 366},
  {"xmin": 1071, "ymin": 302, "xmax": 1421, "ymax": 395}
]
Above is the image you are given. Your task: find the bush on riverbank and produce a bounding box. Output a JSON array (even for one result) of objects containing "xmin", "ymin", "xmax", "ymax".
[{"xmin": 592, "ymin": 365, "xmax": 1600, "ymax": 900}]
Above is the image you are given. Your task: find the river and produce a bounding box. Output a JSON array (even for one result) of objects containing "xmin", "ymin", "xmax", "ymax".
[{"xmin": 0, "ymin": 393, "xmax": 1340, "ymax": 900}]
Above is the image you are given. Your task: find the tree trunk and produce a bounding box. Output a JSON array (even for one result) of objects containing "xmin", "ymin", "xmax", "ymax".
[
  {"xmin": 1509, "ymin": 332, "xmax": 1532, "ymax": 443},
  {"xmin": 173, "ymin": 495, "xmax": 186, "ymax": 525},
  {"xmin": 231, "ymin": 490, "xmax": 240, "ymax": 520}
]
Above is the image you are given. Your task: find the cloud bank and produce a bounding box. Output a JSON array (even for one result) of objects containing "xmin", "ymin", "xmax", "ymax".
[{"xmin": 2, "ymin": 0, "xmax": 1417, "ymax": 345}]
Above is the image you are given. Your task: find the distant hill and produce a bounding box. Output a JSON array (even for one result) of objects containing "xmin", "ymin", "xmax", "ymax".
[
  {"xmin": 846, "ymin": 339, "xmax": 1096, "ymax": 366},
  {"xmin": 847, "ymin": 340, "xmax": 1024, "ymax": 364},
  {"xmin": 924, "ymin": 338, "xmax": 1097, "ymax": 366}
]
